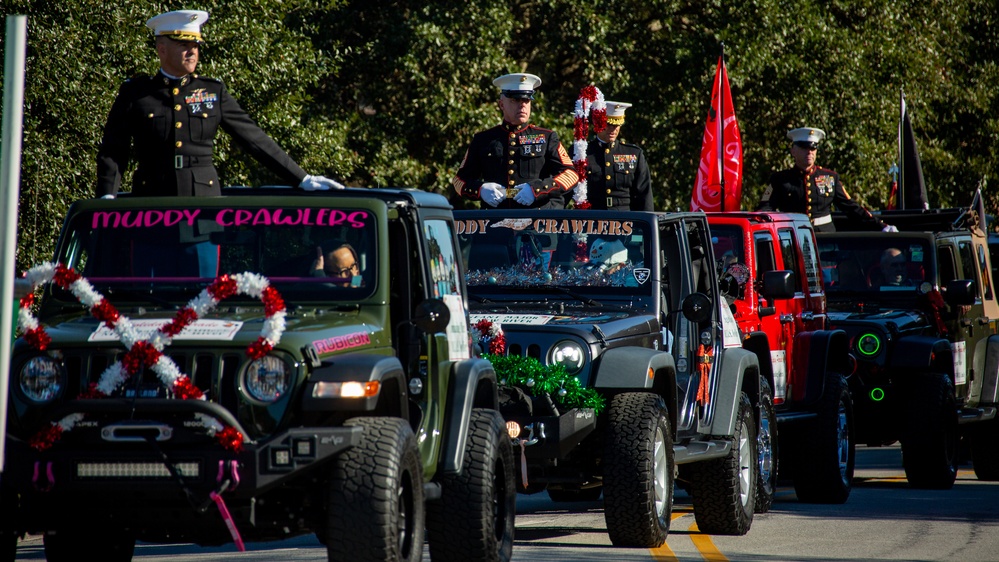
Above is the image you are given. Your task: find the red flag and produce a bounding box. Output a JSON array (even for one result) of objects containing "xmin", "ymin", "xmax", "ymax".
[{"xmin": 691, "ymin": 56, "xmax": 742, "ymax": 212}]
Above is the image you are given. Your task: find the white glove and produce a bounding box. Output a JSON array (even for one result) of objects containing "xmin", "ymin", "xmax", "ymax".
[
  {"xmin": 479, "ymin": 182, "xmax": 506, "ymax": 207},
  {"xmin": 513, "ymin": 182, "xmax": 535, "ymax": 206},
  {"xmin": 299, "ymin": 175, "xmax": 346, "ymax": 191},
  {"xmin": 99, "ymin": 194, "xmax": 116, "ymax": 200},
  {"xmin": 882, "ymin": 224, "xmax": 898, "ymax": 232}
]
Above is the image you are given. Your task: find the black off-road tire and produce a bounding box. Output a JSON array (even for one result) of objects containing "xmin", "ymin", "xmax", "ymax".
[
  {"xmin": 43, "ymin": 529, "xmax": 135, "ymax": 562},
  {"xmin": 326, "ymin": 417, "xmax": 424, "ymax": 562},
  {"xmin": 426, "ymin": 409, "xmax": 515, "ymax": 562},
  {"xmin": 688, "ymin": 393, "xmax": 756, "ymax": 535},
  {"xmin": 755, "ymin": 376, "xmax": 778, "ymax": 513},
  {"xmin": 792, "ymin": 373, "xmax": 855, "ymax": 504},
  {"xmin": 900, "ymin": 373, "xmax": 959, "ymax": 490},
  {"xmin": 0, "ymin": 484, "xmax": 19, "ymax": 562},
  {"xmin": 602, "ymin": 392, "xmax": 674, "ymax": 547},
  {"xmin": 547, "ymin": 486, "xmax": 602, "ymax": 502},
  {"xmin": 970, "ymin": 418, "xmax": 999, "ymax": 481}
]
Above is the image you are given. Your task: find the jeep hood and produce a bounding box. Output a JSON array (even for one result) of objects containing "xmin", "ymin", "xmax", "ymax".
[{"xmin": 827, "ymin": 309, "xmax": 929, "ymax": 333}]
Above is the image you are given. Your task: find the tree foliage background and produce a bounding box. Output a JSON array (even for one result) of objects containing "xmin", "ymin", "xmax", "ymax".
[{"xmin": 2, "ymin": 0, "xmax": 996, "ymax": 271}]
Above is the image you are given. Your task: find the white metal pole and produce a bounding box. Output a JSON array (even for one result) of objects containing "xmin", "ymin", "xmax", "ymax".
[{"xmin": 0, "ymin": 15, "xmax": 28, "ymax": 471}]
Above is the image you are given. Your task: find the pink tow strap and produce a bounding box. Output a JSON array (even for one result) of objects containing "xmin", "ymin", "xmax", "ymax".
[
  {"xmin": 210, "ymin": 491, "xmax": 245, "ymax": 552},
  {"xmin": 213, "ymin": 460, "xmax": 245, "ymax": 551}
]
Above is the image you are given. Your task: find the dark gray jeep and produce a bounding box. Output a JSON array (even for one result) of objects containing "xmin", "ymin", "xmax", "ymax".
[
  {"xmin": 819, "ymin": 208, "xmax": 999, "ymax": 488},
  {"xmin": 455, "ymin": 209, "xmax": 766, "ymax": 547}
]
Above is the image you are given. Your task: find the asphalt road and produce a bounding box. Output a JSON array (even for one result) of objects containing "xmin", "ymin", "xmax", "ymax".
[{"xmin": 12, "ymin": 445, "xmax": 999, "ymax": 561}]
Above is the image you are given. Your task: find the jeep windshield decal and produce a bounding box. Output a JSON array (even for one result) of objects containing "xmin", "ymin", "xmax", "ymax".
[
  {"xmin": 817, "ymin": 235, "xmax": 933, "ymax": 294},
  {"xmin": 456, "ymin": 217, "xmax": 651, "ymax": 291},
  {"xmin": 57, "ymin": 206, "xmax": 378, "ymax": 301}
]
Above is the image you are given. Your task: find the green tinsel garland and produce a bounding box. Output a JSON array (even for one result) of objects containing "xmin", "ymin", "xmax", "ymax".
[{"xmin": 483, "ymin": 354, "xmax": 606, "ymax": 415}]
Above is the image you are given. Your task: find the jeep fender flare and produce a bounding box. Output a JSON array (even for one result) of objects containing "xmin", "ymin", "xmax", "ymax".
[
  {"xmin": 975, "ymin": 335, "xmax": 999, "ymax": 405},
  {"xmin": 591, "ymin": 346, "xmax": 677, "ymax": 436},
  {"xmin": 741, "ymin": 331, "xmax": 775, "ymax": 391},
  {"xmin": 891, "ymin": 335, "xmax": 954, "ymax": 376},
  {"xmin": 439, "ymin": 357, "xmax": 500, "ymax": 475},
  {"xmin": 790, "ymin": 329, "xmax": 850, "ymax": 407},
  {"xmin": 702, "ymin": 346, "xmax": 759, "ymax": 436},
  {"xmin": 302, "ymin": 354, "xmax": 409, "ymax": 419}
]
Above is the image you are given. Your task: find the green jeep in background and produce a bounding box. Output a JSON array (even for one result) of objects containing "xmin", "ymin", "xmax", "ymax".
[{"xmin": 0, "ymin": 187, "xmax": 515, "ymax": 562}]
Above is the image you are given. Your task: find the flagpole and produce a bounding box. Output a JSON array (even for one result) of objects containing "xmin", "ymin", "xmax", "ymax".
[
  {"xmin": 718, "ymin": 43, "xmax": 725, "ymax": 212},
  {"xmin": 898, "ymin": 87, "xmax": 904, "ymax": 209}
]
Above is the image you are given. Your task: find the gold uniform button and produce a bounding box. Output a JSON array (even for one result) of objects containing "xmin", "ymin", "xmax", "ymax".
[
  {"xmin": 508, "ymin": 170, "xmax": 515, "ymax": 175},
  {"xmin": 606, "ymin": 189, "xmax": 612, "ymax": 194},
  {"xmin": 509, "ymin": 141, "xmax": 516, "ymax": 146},
  {"xmin": 174, "ymin": 104, "xmax": 181, "ymax": 111},
  {"xmin": 508, "ymin": 160, "xmax": 514, "ymax": 165},
  {"xmin": 175, "ymin": 141, "xmax": 183, "ymax": 148},
  {"xmin": 209, "ymin": 180, "xmax": 213, "ymax": 185},
  {"xmin": 509, "ymin": 133, "xmax": 516, "ymax": 138},
  {"xmin": 508, "ymin": 180, "xmax": 516, "ymax": 186},
  {"xmin": 605, "ymin": 148, "xmax": 610, "ymax": 153},
  {"xmin": 147, "ymin": 113, "xmax": 154, "ymax": 118},
  {"xmin": 606, "ymin": 161, "xmax": 611, "ymax": 166},
  {"xmin": 509, "ymin": 150, "xmax": 515, "ymax": 156},
  {"xmin": 175, "ymin": 122, "xmax": 182, "ymax": 129},
  {"xmin": 606, "ymin": 175, "xmax": 611, "ymax": 180},
  {"xmin": 172, "ymin": 88, "xmax": 179, "ymax": 95},
  {"xmin": 202, "ymin": 113, "xmax": 208, "ymax": 118}
]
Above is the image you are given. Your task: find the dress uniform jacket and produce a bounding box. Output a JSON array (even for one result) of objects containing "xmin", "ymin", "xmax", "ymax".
[
  {"xmin": 451, "ymin": 122, "xmax": 579, "ymax": 209},
  {"xmin": 96, "ymin": 72, "xmax": 307, "ymax": 197},
  {"xmin": 760, "ymin": 166, "xmax": 885, "ymax": 232},
  {"xmin": 584, "ymin": 138, "xmax": 653, "ymax": 211}
]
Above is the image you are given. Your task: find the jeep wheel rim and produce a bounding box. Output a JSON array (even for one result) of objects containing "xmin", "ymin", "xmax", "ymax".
[
  {"xmin": 738, "ymin": 421, "xmax": 753, "ymax": 505},
  {"xmin": 837, "ymin": 400, "xmax": 850, "ymax": 484},
  {"xmin": 653, "ymin": 424, "xmax": 669, "ymax": 517},
  {"xmin": 757, "ymin": 412, "xmax": 774, "ymax": 486}
]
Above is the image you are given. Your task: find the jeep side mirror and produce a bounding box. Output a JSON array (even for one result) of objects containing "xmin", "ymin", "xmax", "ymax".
[
  {"xmin": 943, "ymin": 279, "xmax": 976, "ymax": 306},
  {"xmin": 761, "ymin": 270, "xmax": 796, "ymax": 300},
  {"xmin": 413, "ymin": 299, "xmax": 451, "ymax": 334},
  {"xmin": 681, "ymin": 292, "xmax": 713, "ymax": 324}
]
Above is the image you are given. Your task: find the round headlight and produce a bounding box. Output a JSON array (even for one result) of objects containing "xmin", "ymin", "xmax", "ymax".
[
  {"xmin": 242, "ymin": 355, "xmax": 291, "ymax": 403},
  {"xmin": 856, "ymin": 333, "xmax": 881, "ymax": 357},
  {"xmin": 19, "ymin": 355, "xmax": 65, "ymax": 403},
  {"xmin": 548, "ymin": 341, "xmax": 586, "ymax": 375}
]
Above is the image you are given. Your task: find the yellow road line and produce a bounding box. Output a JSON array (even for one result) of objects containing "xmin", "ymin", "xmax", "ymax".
[
  {"xmin": 648, "ymin": 512, "xmax": 688, "ymax": 561},
  {"xmin": 688, "ymin": 523, "xmax": 728, "ymax": 562}
]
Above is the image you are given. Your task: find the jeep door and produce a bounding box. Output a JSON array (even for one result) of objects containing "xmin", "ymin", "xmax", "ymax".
[{"xmin": 659, "ymin": 216, "xmax": 718, "ymax": 432}]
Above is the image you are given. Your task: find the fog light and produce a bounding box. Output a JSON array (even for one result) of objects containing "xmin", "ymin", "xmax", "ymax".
[
  {"xmin": 506, "ymin": 421, "xmax": 521, "ymax": 439},
  {"xmin": 272, "ymin": 449, "xmax": 291, "ymax": 466},
  {"xmin": 294, "ymin": 437, "xmax": 314, "ymax": 457}
]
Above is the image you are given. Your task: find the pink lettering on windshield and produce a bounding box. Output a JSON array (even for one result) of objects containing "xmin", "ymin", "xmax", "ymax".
[
  {"xmin": 92, "ymin": 209, "xmax": 371, "ymax": 229},
  {"xmin": 91, "ymin": 209, "xmax": 201, "ymax": 229}
]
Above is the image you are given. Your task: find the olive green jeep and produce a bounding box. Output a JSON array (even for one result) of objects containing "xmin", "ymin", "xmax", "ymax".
[{"xmin": 1, "ymin": 187, "xmax": 515, "ymax": 562}]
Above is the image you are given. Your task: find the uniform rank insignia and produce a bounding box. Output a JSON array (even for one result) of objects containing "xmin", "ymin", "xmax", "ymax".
[
  {"xmin": 185, "ymin": 89, "xmax": 218, "ymax": 113},
  {"xmin": 815, "ymin": 175, "xmax": 835, "ymax": 196}
]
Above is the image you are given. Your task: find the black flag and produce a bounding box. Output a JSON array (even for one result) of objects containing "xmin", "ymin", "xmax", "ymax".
[{"xmin": 898, "ymin": 90, "xmax": 929, "ymax": 210}]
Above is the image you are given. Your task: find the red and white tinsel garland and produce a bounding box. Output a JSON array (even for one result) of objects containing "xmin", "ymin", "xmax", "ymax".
[
  {"xmin": 471, "ymin": 319, "xmax": 506, "ymax": 355},
  {"xmin": 571, "ymin": 85, "xmax": 607, "ymax": 209},
  {"xmin": 19, "ymin": 263, "xmax": 287, "ymax": 452}
]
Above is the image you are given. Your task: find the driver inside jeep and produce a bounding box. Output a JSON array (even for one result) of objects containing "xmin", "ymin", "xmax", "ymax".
[{"xmin": 310, "ymin": 243, "xmax": 363, "ymax": 287}]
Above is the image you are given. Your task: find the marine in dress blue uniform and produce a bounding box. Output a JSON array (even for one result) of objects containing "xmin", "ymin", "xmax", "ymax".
[
  {"xmin": 583, "ymin": 101, "xmax": 653, "ymax": 211},
  {"xmin": 759, "ymin": 127, "xmax": 894, "ymax": 233},
  {"xmin": 451, "ymin": 73, "xmax": 578, "ymax": 209},
  {"xmin": 96, "ymin": 10, "xmax": 341, "ymax": 198}
]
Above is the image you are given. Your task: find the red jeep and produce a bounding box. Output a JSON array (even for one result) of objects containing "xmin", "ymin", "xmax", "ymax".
[{"xmin": 707, "ymin": 211, "xmax": 854, "ymax": 505}]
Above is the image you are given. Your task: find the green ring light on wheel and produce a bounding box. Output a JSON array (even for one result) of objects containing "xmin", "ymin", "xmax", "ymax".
[
  {"xmin": 870, "ymin": 387, "xmax": 886, "ymax": 402},
  {"xmin": 857, "ymin": 333, "xmax": 881, "ymax": 356}
]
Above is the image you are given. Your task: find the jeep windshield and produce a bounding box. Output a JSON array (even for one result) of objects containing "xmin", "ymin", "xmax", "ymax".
[
  {"xmin": 455, "ymin": 212, "xmax": 654, "ymax": 299},
  {"xmin": 50, "ymin": 204, "xmax": 378, "ymax": 304},
  {"xmin": 816, "ymin": 234, "xmax": 934, "ymax": 297}
]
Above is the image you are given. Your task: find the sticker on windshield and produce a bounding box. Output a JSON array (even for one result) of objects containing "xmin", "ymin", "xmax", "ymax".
[
  {"xmin": 470, "ymin": 313, "xmax": 554, "ymax": 326},
  {"xmin": 633, "ymin": 268, "xmax": 651, "ymax": 285},
  {"xmin": 89, "ymin": 319, "xmax": 243, "ymax": 341}
]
